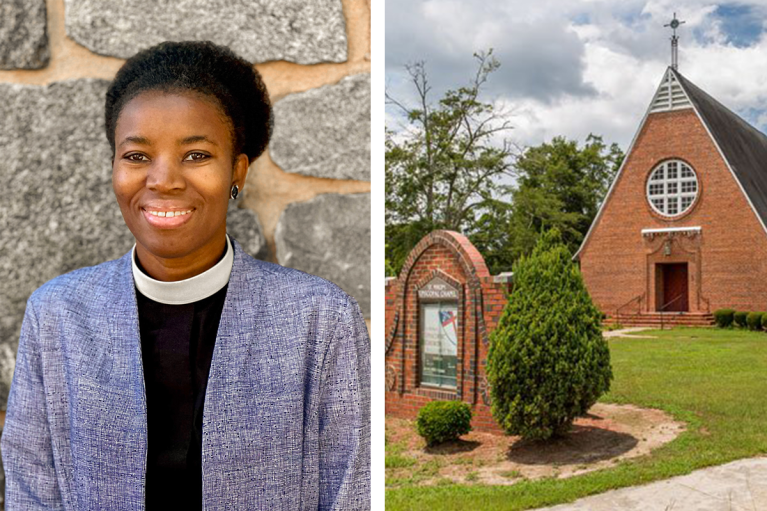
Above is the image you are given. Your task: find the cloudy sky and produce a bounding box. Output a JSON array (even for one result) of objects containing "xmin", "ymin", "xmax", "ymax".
[{"xmin": 385, "ymin": 0, "xmax": 767, "ymax": 152}]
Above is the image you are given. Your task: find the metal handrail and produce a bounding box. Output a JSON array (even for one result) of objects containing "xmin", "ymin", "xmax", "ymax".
[
  {"xmin": 615, "ymin": 293, "xmax": 645, "ymax": 322},
  {"xmin": 658, "ymin": 294, "xmax": 685, "ymax": 330}
]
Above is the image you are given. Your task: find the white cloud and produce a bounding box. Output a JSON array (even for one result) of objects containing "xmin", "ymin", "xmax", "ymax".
[{"xmin": 386, "ymin": 0, "xmax": 767, "ymax": 151}]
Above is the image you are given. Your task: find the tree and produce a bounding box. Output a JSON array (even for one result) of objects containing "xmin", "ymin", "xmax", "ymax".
[
  {"xmin": 385, "ymin": 50, "xmax": 515, "ymax": 272},
  {"xmin": 477, "ymin": 135, "xmax": 623, "ymax": 272},
  {"xmin": 385, "ymin": 243, "xmax": 395, "ymax": 277},
  {"xmin": 467, "ymin": 197, "xmax": 514, "ymax": 273},
  {"xmin": 486, "ymin": 229, "xmax": 612, "ymax": 440}
]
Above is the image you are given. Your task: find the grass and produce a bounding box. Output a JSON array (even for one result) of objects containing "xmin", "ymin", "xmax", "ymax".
[
  {"xmin": 386, "ymin": 454, "xmax": 417, "ymax": 469},
  {"xmin": 386, "ymin": 327, "xmax": 767, "ymax": 510},
  {"xmin": 387, "ymin": 459, "xmax": 444, "ymax": 487},
  {"xmin": 465, "ymin": 471, "xmax": 480, "ymax": 482}
]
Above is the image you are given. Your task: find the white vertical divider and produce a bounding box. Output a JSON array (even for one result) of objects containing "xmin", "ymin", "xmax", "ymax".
[{"xmin": 369, "ymin": 0, "xmax": 385, "ymax": 509}]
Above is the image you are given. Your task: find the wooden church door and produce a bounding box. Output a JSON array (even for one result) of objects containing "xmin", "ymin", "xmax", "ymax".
[{"xmin": 659, "ymin": 263, "xmax": 689, "ymax": 312}]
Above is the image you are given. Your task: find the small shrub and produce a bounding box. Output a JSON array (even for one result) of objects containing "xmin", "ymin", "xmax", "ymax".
[
  {"xmin": 747, "ymin": 312, "xmax": 762, "ymax": 331},
  {"xmin": 713, "ymin": 308, "xmax": 735, "ymax": 328},
  {"xmin": 416, "ymin": 401, "xmax": 472, "ymax": 446},
  {"xmin": 762, "ymin": 313, "xmax": 767, "ymax": 331},
  {"xmin": 734, "ymin": 311, "xmax": 749, "ymax": 328}
]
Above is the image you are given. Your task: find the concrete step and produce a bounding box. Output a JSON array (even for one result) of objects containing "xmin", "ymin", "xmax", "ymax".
[{"xmin": 605, "ymin": 313, "xmax": 715, "ymax": 327}]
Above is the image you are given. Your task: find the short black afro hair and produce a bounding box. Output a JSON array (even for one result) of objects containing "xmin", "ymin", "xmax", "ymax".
[{"xmin": 105, "ymin": 40, "xmax": 272, "ymax": 164}]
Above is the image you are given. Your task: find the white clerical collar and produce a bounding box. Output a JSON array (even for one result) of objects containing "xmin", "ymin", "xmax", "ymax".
[{"xmin": 132, "ymin": 235, "xmax": 233, "ymax": 305}]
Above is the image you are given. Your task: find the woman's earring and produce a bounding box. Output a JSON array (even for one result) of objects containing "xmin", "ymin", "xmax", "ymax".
[{"xmin": 230, "ymin": 185, "xmax": 239, "ymax": 200}]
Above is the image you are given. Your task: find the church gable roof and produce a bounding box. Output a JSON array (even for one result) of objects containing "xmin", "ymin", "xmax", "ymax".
[
  {"xmin": 575, "ymin": 67, "xmax": 767, "ymax": 259},
  {"xmin": 650, "ymin": 68, "xmax": 692, "ymax": 113},
  {"xmin": 674, "ymin": 70, "xmax": 767, "ymax": 230}
]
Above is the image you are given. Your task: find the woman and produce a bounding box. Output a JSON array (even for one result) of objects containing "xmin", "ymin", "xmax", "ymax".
[{"xmin": 1, "ymin": 41, "xmax": 370, "ymax": 511}]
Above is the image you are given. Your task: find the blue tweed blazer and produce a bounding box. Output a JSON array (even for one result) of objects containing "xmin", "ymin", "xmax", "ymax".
[{"xmin": 1, "ymin": 239, "xmax": 370, "ymax": 510}]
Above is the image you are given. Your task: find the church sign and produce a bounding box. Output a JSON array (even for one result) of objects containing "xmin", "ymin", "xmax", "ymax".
[
  {"xmin": 419, "ymin": 277, "xmax": 459, "ymax": 388},
  {"xmin": 418, "ymin": 277, "xmax": 460, "ymax": 301},
  {"xmin": 385, "ymin": 230, "xmax": 513, "ymax": 433}
]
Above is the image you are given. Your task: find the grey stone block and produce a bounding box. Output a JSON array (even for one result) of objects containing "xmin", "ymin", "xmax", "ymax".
[
  {"xmin": 227, "ymin": 197, "xmax": 270, "ymax": 261},
  {"xmin": 0, "ymin": 80, "xmax": 124, "ymax": 409},
  {"xmin": 0, "ymin": 0, "xmax": 50, "ymax": 69},
  {"xmin": 270, "ymin": 74, "xmax": 370, "ymax": 181},
  {"xmin": 0, "ymin": 80, "xmax": 269, "ymax": 408},
  {"xmin": 275, "ymin": 193, "xmax": 370, "ymax": 317},
  {"xmin": 63, "ymin": 0, "xmax": 347, "ymax": 64}
]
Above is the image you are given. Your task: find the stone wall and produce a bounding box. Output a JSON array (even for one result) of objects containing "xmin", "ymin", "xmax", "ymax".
[{"xmin": 0, "ymin": 0, "xmax": 371, "ymax": 418}]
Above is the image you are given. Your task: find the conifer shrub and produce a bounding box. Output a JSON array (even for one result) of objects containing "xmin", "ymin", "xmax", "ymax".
[
  {"xmin": 486, "ymin": 229, "xmax": 612, "ymax": 441},
  {"xmin": 747, "ymin": 312, "xmax": 764, "ymax": 331},
  {"xmin": 734, "ymin": 311, "xmax": 749, "ymax": 328},
  {"xmin": 415, "ymin": 401, "xmax": 472, "ymax": 446},
  {"xmin": 713, "ymin": 309, "xmax": 735, "ymax": 328}
]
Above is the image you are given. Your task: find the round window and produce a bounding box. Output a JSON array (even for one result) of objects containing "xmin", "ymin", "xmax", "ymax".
[{"xmin": 646, "ymin": 160, "xmax": 698, "ymax": 217}]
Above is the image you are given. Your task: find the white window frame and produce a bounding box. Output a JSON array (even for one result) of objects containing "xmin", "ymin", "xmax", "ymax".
[{"xmin": 646, "ymin": 160, "xmax": 699, "ymax": 217}]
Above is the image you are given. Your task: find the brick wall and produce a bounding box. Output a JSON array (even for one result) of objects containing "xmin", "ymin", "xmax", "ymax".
[
  {"xmin": 385, "ymin": 231, "xmax": 511, "ymax": 433},
  {"xmin": 580, "ymin": 109, "xmax": 767, "ymax": 315}
]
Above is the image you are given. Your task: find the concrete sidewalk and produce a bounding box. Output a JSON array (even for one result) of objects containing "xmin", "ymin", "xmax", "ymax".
[
  {"xmin": 536, "ymin": 457, "xmax": 767, "ymax": 511},
  {"xmin": 603, "ymin": 327, "xmax": 656, "ymax": 339}
]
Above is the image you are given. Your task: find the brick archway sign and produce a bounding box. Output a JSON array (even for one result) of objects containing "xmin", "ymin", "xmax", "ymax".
[
  {"xmin": 384, "ymin": 230, "xmax": 511, "ymax": 432},
  {"xmin": 385, "ymin": 230, "xmax": 491, "ymax": 355}
]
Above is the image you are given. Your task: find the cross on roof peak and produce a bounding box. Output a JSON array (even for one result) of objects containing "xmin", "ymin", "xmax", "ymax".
[{"xmin": 664, "ymin": 13, "xmax": 686, "ymax": 70}]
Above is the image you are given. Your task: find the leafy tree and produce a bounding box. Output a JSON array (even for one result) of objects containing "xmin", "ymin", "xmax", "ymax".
[
  {"xmin": 385, "ymin": 243, "xmax": 396, "ymax": 277},
  {"xmin": 467, "ymin": 197, "xmax": 514, "ymax": 273},
  {"xmin": 476, "ymin": 135, "xmax": 623, "ymax": 272},
  {"xmin": 486, "ymin": 229, "xmax": 612, "ymax": 440},
  {"xmin": 385, "ymin": 50, "xmax": 515, "ymax": 272}
]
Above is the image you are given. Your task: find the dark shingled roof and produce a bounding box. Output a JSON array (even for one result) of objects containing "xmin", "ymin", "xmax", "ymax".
[{"xmin": 674, "ymin": 69, "xmax": 767, "ymax": 229}]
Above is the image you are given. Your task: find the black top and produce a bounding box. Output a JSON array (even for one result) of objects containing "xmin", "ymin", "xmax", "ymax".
[{"xmin": 136, "ymin": 285, "xmax": 228, "ymax": 510}]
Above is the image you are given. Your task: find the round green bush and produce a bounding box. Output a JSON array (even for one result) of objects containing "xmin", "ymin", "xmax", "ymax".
[
  {"xmin": 747, "ymin": 312, "xmax": 762, "ymax": 331},
  {"xmin": 415, "ymin": 401, "xmax": 472, "ymax": 446},
  {"xmin": 486, "ymin": 229, "xmax": 612, "ymax": 441},
  {"xmin": 734, "ymin": 311, "xmax": 749, "ymax": 328},
  {"xmin": 762, "ymin": 313, "xmax": 767, "ymax": 331},
  {"xmin": 713, "ymin": 308, "xmax": 735, "ymax": 328}
]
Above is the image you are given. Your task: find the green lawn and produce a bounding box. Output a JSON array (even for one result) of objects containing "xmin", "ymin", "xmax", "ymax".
[{"xmin": 386, "ymin": 328, "xmax": 767, "ymax": 510}]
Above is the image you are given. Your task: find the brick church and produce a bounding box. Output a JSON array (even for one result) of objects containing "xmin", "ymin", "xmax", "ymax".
[
  {"xmin": 576, "ymin": 65, "xmax": 767, "ymax": 325},
  {"xmin": 385, "ymin": 38, "xmax": 767, "ymax": 428}
]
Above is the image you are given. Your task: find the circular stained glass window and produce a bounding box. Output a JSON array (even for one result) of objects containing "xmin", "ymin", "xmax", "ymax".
[{"xmin": 646, "ymin": 160, "xmax": 698, "ymax": 217}]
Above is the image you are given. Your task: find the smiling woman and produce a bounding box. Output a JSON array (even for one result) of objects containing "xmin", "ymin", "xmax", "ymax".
[
  {"xmin": 112, "ymin": 91, "xmax": 248, "ymax": 279},
  {"xmin": 1, "ymin": 41, "xmax": 370, "ymax": 511}
]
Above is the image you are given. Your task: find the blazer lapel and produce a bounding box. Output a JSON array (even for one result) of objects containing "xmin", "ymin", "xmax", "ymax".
[
  {"xmin": 106, "ymin": 251, "xmax": 147, "ymax": 402},
  {"xmin": 71, "ymin": 251, "xmax": 148, "ymax": 510},
  {"xmin": 201, "ymin": 237, "xmax": 264, "ymax": 418},
  {"xmin": 200, "ymin": 239, "xmax": 269, "ymax": 507}
]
